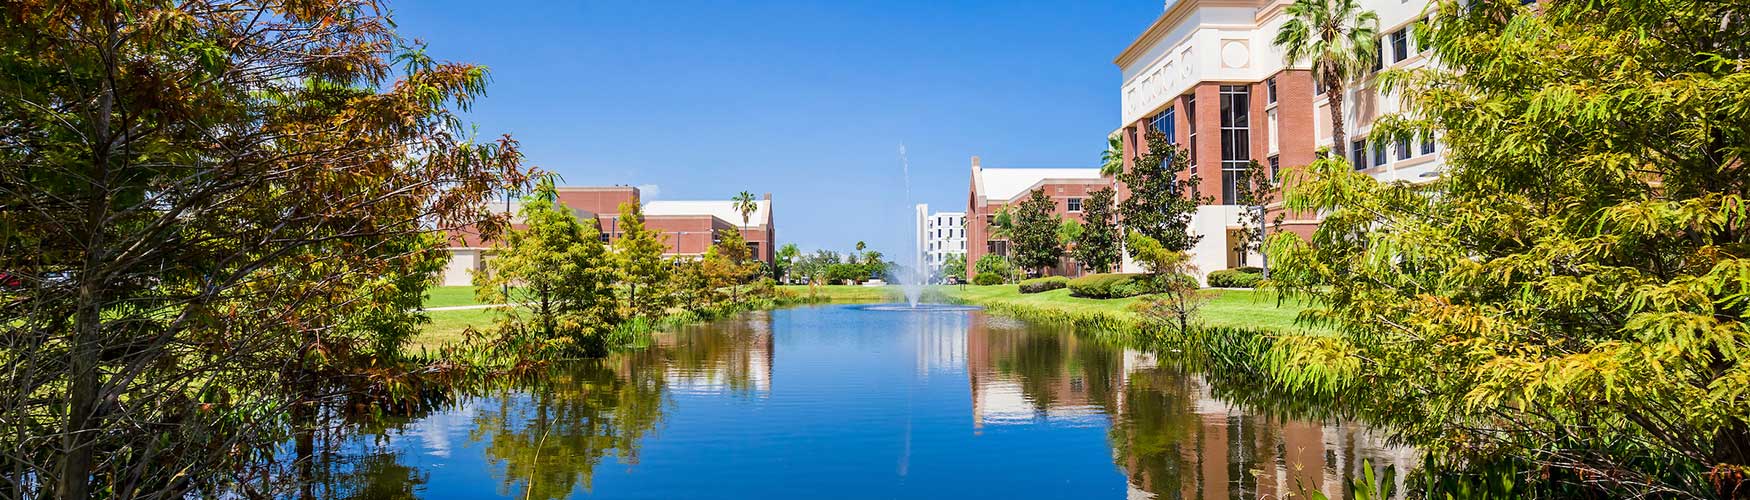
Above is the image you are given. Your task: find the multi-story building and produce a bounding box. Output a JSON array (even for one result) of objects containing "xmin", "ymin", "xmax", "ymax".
[
  {"xmin": 1108, "ymin": 0, "xmax": 1443, "ymax": 282},
  {"xmin": 965, "ymin": 157, "xmax": 1106, "ymax": 281},
  {"xmin": 920, "ymin": 206, "xmax": 967, "ymax": 279},
  {"xmin": 442, "ymin": 186, "xmax": 776, "ymax": 286}
]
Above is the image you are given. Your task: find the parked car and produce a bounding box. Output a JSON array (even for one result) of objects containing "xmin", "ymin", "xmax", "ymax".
[{"xmin": 0, "ymin": 272, "xmax": 21, "ymax": 289}]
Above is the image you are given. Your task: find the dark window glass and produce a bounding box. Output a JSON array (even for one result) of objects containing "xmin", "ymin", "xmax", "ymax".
[
  {"xmin": 1421, "ymin": 136, "xmax": 1436, "ymax": 155},
  {"xmin": 1268, "ymin": 155, "xmax": 1281, "ymax": 183},
  {"xmin": 1373, "ymin": 40, "xmax": 1384, "ymax": 71},
  {"xmin": 1390, "ymin": 29, "xmax": 1408, "ymax": 63},
  {"xmin": 1151, "ymin": 107, "xmax": 1176, "ymax": 145},
  {"xmin": 1068, "ymin": 198, "xmax": 1082, "ymax": 212},
  {"xmin": 1352, "ymin": 139, "xmax": 1368, "ymax": 169},
  {"xmin": 1185, "ymin": 95, "xmax": 1199, "ymax": 167},
  {"xmin": 1219, "ymin": 85, "xmax": 1251, "ymax": 205},
  {"xmin": 1373, "ymin": 141, "xmax": 1387, "ymax": 166},
  {"xmin": 1266, "ymin": 77, "xmax": 1278, "ymax": 103},
  {"xmin": 1396, "ymin": 137, "xmax": 1412, "ymax": 160}
]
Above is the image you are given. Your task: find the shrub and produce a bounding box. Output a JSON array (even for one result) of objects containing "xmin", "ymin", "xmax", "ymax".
[
  {"xmin": 1068, "ymin": 273, "xmax": 1148, "ymax": 298},
  {"xmin": 1070, "ymin": 272, "xmax": 1198, "ymax": 298},
  {"xmin": 973, "ymin": 254, "xmax": 1015, "ymax": 283},
  {"xmin": 972, "ymin": 272, "xmax": 1006, "ymax": 286},
  {"xmin": 1018, "ymin": 276, "xmax": 1069, "ymax": 294},
  {"xmin": 1207, "ymin": 269, "xmax": 1263, "ymax": 288}
]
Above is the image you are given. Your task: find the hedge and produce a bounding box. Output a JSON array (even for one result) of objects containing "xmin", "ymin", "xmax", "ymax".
[
  {"xmin": 1018, "ymin": 276, "xmax": 1069, "ymax": 294},
  {"xmin": 1068, "ymin": 272, "xmax": 1198, "ymax": 298},
  {"xmin": 972, "ymin": 272, "xmax": 1007, "ymax": 286},
  {"xmin": 1207, "ymin": 269, "xmax": 1264, "ymax": 288}
]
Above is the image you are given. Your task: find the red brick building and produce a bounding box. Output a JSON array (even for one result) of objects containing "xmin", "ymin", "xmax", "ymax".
[
  {"xmin": 441, "ymin": 186, "xmax": 777, "ymax": 286},
  {"xmin": 964, "ymin": 157, "xmax": 1106, "ymax": 281}
]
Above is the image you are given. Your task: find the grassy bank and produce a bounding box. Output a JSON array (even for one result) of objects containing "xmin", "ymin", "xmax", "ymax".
[
  {"xmin": 776, "ymin": 284, "xmax": 901, "ymax": 302},
  {"xmin": 414, "ymin": 286, "xmax": 832, "ymax": 350},
  {"xmin": 940, "ymin": 284, "xmax": 1312, "ymax": 333}
]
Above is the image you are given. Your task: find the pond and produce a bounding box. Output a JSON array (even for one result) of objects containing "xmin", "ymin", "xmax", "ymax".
[{"xmin": 314, "ymin": 304, "xmax": 1415, "ymax": 499}]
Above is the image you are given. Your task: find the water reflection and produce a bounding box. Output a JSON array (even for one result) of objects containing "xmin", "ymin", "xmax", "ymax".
[
  {"xmin": 307, "ymin": 306, "xmax": 1412, "ymax": 499},
  {"xmin": 468, "ymin": 361, "xmax": 665, "ymax": 499},
  {"xmin": 965, "ymin": 315, "xmax": 1417, "ymax": 499}
]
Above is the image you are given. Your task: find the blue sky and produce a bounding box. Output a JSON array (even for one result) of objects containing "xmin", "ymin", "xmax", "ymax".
[{"xmin": 393, "ymin": 1, "xmax": 1159, "ymax": 255}]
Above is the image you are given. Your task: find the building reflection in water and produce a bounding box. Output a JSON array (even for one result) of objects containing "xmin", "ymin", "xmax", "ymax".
[{"xmin": 960, "ymin": 312, "xmax": 1418, "ymax": 499}]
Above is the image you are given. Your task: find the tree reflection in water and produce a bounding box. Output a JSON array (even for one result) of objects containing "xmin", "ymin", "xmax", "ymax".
[
  {"xmin": 466, "ymin": 311, "xmax": 774, "ymax": 500},
  {"xmin": 965, "ymin": 314, "xmax": 1417, "ymax": 499},
  {"xmin": 298, "ymin": 307, "xmax": 1414, "ymax": 499},
  {"xmin": 467, "ymin": 361, "xmax": 667, "ymax": 500}
]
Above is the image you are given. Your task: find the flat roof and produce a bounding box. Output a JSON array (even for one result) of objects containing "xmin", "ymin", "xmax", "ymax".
[
  {"xmin": 644, "ymin": 199, "xmax": 771, "ymax": 227},
  {"xmin": 975, "ymin": 167, "xmax": 1104, "ymax": 202}
]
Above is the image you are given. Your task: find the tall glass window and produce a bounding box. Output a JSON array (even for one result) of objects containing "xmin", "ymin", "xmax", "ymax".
[
  {"xmin": 1219, "ymin": 85, "xmax": 1251, "ymax": 205},
  {"xmin": 1185, "ymin": 95, "xmax": 1199, "ymax": 171},
  {"xmin": 1389, "ymin": 29, "xmax": 1409, "ymax": 63},
  {"xmin": 1396, "ymin": 137, "xmax": 1412, "ymax": 160},
  {"xmin": 1150, "ymin": 107, "xmax": 1176, "ymax": 145},
  {"xmin": 1351, "ymin": 139, "xmax": 1368, "ymax": 170}
]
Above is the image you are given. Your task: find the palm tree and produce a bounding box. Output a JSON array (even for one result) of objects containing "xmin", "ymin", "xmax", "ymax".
[
  {"xmin": 731, "ymin": 191, "xmax": 758, "ymax": 229},
  {"xmin": 776, "ymin": 243, "xmax": 800, "ymax": 282},
  {"xmin": 855, "ymin": 240, "xmax": 866, "ymax": 253},
  {"xmin": 1273, "ymin": 0, "xmax": 1378, "ymax": 160},
  {"xmin": 1099, "ymin": 134, "xmax": 1125, "ymax": 177}
]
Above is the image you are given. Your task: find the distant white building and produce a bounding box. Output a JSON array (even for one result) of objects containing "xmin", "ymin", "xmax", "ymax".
[{"xmin": 921, "ymin": 206, "xmax": 966, "ymax": 278}]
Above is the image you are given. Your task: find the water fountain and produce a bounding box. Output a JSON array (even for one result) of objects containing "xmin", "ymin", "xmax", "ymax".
[
  {"xmin": 868, "ymin": 143, "xmax": 980, "ymax": 313},
  {"xmin": 899, "ymin": 144, "xmax": 925, "ymax": 308}
]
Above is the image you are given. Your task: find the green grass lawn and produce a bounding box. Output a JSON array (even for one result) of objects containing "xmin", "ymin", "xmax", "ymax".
[
  {"xmin": 424, "ymin": 285, "xmax": 484, "ymax": 308},
  {"xmin": 412, "ymin": 283, "xmax": 1316, "ymax": 349},
  {"xmin": 940, "ymin": 284, "xmax": 1314, "ymax": 333},
  {"xmin": 778, "ymin": 284, "xmax": 901, "ymax": 302},
  {"xmin": 411, "ymin": 307, "xmax": 499, "ymax": 351}
]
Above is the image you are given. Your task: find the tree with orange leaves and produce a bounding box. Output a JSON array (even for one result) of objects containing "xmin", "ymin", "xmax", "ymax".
[{"xmin": 0, "ymin": 1, "xmax": 527, "ymax": 497}]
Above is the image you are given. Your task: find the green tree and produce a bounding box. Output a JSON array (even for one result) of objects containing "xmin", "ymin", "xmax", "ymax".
[
  {"xmin": 1231, "ymin": 160, "xmax": 1276, "ymax": 269},
  {"xmin": 1268, "ymin": 1, "xmax": 1750, "ymax": 495},
  {"xmin": 1118, "ymin": 132, "xmax": 1209, "ymax": 253},
  {"xmin": 990, "ymin": 208, "xmax": 1015, "ymax": 240},
  {"xmin": 1126, "ymin": 231, "xmax": 1205, "ymax": 337},
  {"xmin": 776, "ymin": 243, "xmax": 801, "ymax": 282},
  {"xmin": 974, "ymin": 254, "xmax": 1017, "ymax": 284},
  {"xmin": 0, "ymin": 2, "xmax": 526, "ymax": 496},
  {"xmin": 732, "ymin": 191, "xmax": 759, "ymax": 228},
  {"xmin": 1100, "ymin": 134, "xmax": 1126, "ymax": 177},
  {"xmin": 1073, "ymin": 187, "xmax": 1122, "ymax": 273},
  {"xmin": 792, "ymin": 249, "xmax": 841, "ymax": 285},
  {"xmin": 1057, "ymin": 219, "xmax": 1084, "ymax": 248},
  {"xmin": 612, "ymin": 202, "xmax": 672, "ymax": 320},
  {"xmin": 860, "ymin": 249, "xmax": 888, "ymax": 278},
  {"xmin": 703, "ymin": 229, "xmax": 759, "ymax": 304},
  {"xmin": 1272, "ymin": 0, "xmax": 1379, "ymax": 157},
  {"xmin": 942, "ymin": 254, "xmax": 967, "ymax": 283},
  {"xmin": 1010, "ymin": 188, "xmax": 1065, "ymax": 275},
  {"xmin": 475, "ymin": 178, "xmax": 619, "ymax": 355}
]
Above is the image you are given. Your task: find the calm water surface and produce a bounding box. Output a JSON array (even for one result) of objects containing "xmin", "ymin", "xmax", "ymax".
[{"xmin": 327, "ymin": 305, "xmax": 1414, "ymax": 499}]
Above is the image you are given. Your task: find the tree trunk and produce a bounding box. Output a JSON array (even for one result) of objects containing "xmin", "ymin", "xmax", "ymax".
[
  {"xmin": 62, "ymin": 27, "xmax": 118, "ymax": 497},
  {"xmin": 1326, "ymin": 72, "xmax": 1347, "ymax": 161},
  {"xmin": 62, "ymin": 301, "xmax": 100, "ymax": 500}
]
